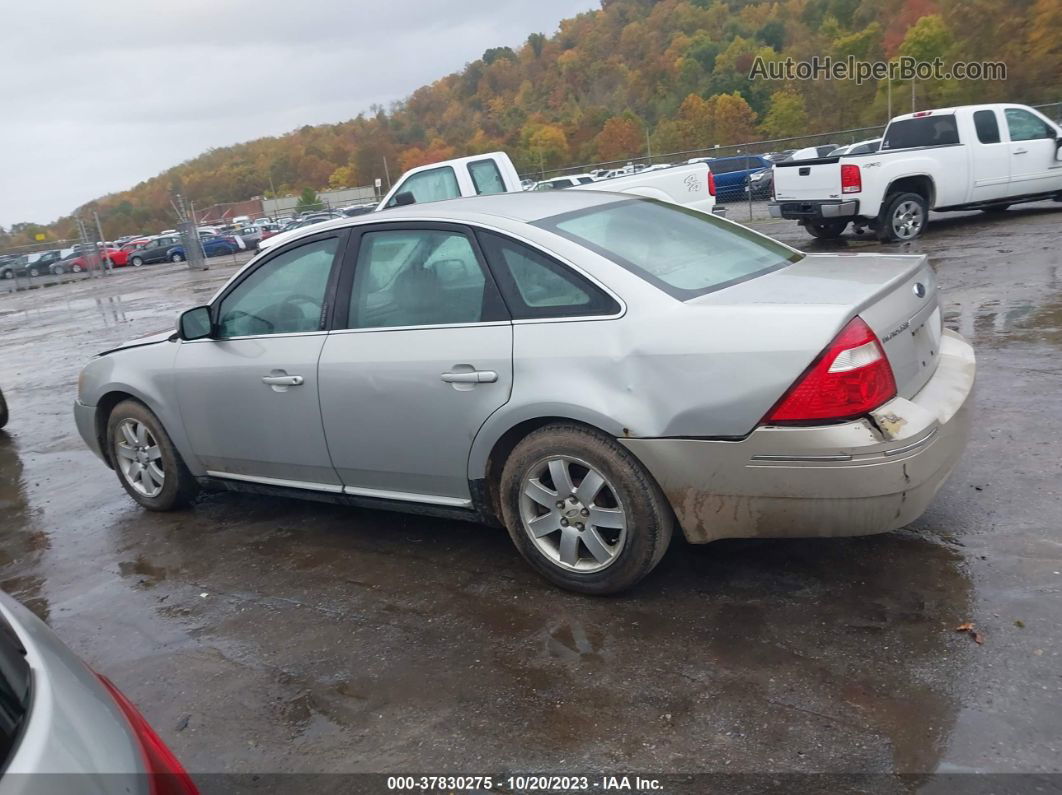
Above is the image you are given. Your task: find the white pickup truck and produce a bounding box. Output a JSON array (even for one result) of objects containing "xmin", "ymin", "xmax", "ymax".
[
  {"xmin": 378, "ymin": 151, "xmax": 719, "ymax": 214},
  {"xmin": 769, "ymin": 103, "xmax": 1062, "ymax": 241}
]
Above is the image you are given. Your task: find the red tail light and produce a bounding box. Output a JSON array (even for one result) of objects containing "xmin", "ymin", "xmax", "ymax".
[
  {"xmin": 707, "ymin": 168, "xmax": 716, "ymax": 197},
  {"xmin": 765, "ymin": 316, "xmax": 896, "ymax": 424},
  {"xmin": 840, "ymin": 164, "xmax": 861, "ymax": 194},
  {"xmin": 97, "ymin": 674, "xmax": 199, "ymax": 795}
]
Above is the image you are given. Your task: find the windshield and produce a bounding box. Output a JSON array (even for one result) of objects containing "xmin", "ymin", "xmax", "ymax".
[{"xmin": 536, "ymin": 198, "xmax": 802, "ymax": 300}]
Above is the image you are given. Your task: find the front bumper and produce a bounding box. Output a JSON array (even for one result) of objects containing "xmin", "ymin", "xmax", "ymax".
[
  {"xmin": 74, "ymin": 400, "xmax": 105, "ymax": 464},
  {"xmin": 622, "ymin": 329, "xmax": 975, "ymax": 543},
  {"xmin": 769, "ymin": 199, "xmax": 859, "ymax": 220}
]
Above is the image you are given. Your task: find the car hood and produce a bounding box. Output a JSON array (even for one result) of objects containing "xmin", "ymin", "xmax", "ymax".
[{"xmin": 97, "ymin": 329, "xmax": 174, "ymax": 357}]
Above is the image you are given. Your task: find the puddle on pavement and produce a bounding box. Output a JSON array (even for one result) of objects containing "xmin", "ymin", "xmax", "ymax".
[
  {"xmin": 0, "ymin": 433, "xmax": 51, "ymax": 623},
  {"xmin": 947, "ymin": 291, "xmax": 1062, "ymax": 349}
]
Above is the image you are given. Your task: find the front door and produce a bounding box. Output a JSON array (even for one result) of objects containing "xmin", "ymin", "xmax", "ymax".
[
  {"xmin": 1005, "ymin": 107, "xmax": 1062, "ymax": 198},
  {"xmin": 174, "ymin": 233, "xmax": 345, "ymax": 489},
  {"xmin": 318, "ymin": 225, "xmax": 512, "ymax": 504}
]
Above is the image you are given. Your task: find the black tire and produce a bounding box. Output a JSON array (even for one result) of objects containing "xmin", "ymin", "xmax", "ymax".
[
  {"xmin": 131, "ymin": 256, "xmax": 144, "ymax": 267},
  {"xmin": 28, "ymin": 268, "xmax": 39, "ymax": 278},
  {"xmin": 53, "ymin": 264, "xmax": 66, "ymax": 275},
  {"xmin": 499, "ymin": 423, "xmax": 674, "ymax": 595},
  {"xmin": 106, "ymin": 399, "xmax": 198, "ymax": 511},
  {"xmin": 803, "ymin": 220, "xmax": 848, "ymax": 239},
  {"xmin": 877, "ymin": 191, "xmax": 928, "ymax": 242},
  {"xmin": 981, "ymin": 204, "xmax": 1010, "ymax": 213},
  {"xmin": 1, "ymin": 270, "xmax": 12, "ymax": 280},
  {"xmin": 170, "ymin": 252, "xmax": 185, "ymax": 263},
  {"xmin": 0, "ymin": 388, "xmax": 7, "ymax": 429},
  {"xmin": 72, "ymin": 264, "xmax": 83, "ymax": 273}
]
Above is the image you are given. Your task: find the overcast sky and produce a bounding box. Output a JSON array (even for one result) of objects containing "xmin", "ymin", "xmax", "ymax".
[{"xmin": 0, "ymin": 0, "xmax": 599, "ymax": 228}]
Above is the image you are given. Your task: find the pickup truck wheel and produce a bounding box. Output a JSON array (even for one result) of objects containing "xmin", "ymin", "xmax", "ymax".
[
  {"xmin": 803, "ymin": 220, "xmax": 848, "ymax": 239},
  {"xmin": 499, "ymin": 423, "xmax": 674, "ymax": 595},
  {"xmin": 878, "ymin": 192, "xmax": 927, "ymax": 242},
  {"xmin": 107, "ymin": 400, "xmax": 198, "ymax": 511},
  {"xmin": 982, "ymin": 204, "xmax": 1010, "ymax": 213}
]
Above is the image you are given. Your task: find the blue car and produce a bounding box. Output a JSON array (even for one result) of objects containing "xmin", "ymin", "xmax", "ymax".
[
  {"xmin": 166, "ymin": 237, "xmax": 237, "ymax": 262},
  {"xmin": 704, "ymin": 155, "xmax": 772, "ymax": 202}
]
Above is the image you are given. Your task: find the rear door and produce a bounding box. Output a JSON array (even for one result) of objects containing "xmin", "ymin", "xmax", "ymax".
[
  {"xmin": 968, "ymin": 108, "xmax": 1011, "ymax": 202},
  {"xmin": 318, "ymin": 223, "xmax": 513, "ymax": 504},
  {"xmin": 1004, "ymin": 106, "xmax": 1062, "ymax": 197}
]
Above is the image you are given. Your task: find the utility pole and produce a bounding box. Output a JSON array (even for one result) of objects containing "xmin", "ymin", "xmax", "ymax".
[
  {"xmin": 93, "ymin": 211, "xmax": 111, "ymax": 274},
  {"xmin": 645, "ymin": 125, "xmax": 652, "ymax": 165},
  {"xmin": 887, "ymin": 73, "xmax": 892, "ymax": 122},
  {"xmin": 911, "ymin": 79, "xmax": 916, "ymax": 112},
  {"xmin": 382, "ymin": 156, "xmax": 392, "ymax": 190}
]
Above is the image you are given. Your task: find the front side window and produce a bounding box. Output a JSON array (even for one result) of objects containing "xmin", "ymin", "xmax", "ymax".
[
  {"xmin": 347, "ymin": 229, "xmax": 503, "ymax": 329},
  {"xmin": 468, "ymin": 159, "xmax": 506, "ymax": 195},
  {"xmin": 477, "ymin": 231, "xmax": 619, "ymax": 319},
  {"xmin": 216, "ymin": 237, "xmax": 338, "ymax": 338},
  {"xmin": 539, "ymin": 198, "xmax": 801, "ymax": 300},
  {"xmin": 1005, "ymin": 108, "xmax": 1054, "ymax": 141},
  {"xmin": 386, "ymin": 166, "xmax": 460, "ymax": 207},
  {"xmin": 974, "ymin": 110, "xmax": 1001, "ymax": 144}
]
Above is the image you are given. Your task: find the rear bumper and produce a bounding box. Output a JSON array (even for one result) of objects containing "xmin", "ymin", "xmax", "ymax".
[
  {"xmin": 769, "ymin": 199, "xmax": 859, "ymax": 220},
  {"xmin": 622, "ymin": 329, "xmax": 975, "ymax": 543}
]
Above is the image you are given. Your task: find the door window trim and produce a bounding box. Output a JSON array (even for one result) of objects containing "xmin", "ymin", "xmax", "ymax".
[
  {"xmin": 206, "ymin": 229, "xmax": 349, "ymax": 339},
  {"xmin": 332, "ymin": 221, "xmax": 511, "ymax": 332}
]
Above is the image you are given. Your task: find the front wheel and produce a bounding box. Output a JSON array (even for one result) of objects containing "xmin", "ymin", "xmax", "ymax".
[
  {"xmin": 877, "ymin": 192, "xmax": 928, "ymax": 242},
  {"xmin": 53, "ymin": 264, "xmax": 66, "ymax": 275},
  {"xmin": 499, "ymin": 423, "xmax": 674, "ymax": 595},
  {"xmin": 72, "ymin": 264, "xmax": 83, "ymax": 273},
  {"xmin": 106, "ymin": 400, "xmax": 198, "ymax": 511},
  {"xmin": 130, "ymin": 256, "xmax": 144, "ymax": 267},
  {"xmin": 803, "ymin": 220, "xmax": 848, "ymax": 239},
  {"xmin": 170, "ymin": 252, "xmax": 185, "ymax": 263}
]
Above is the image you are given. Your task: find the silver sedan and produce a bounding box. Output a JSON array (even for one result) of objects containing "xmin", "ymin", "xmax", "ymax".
[{"xmin": 74, "ymin": 192, "xmax": 975, "ymax": 594}]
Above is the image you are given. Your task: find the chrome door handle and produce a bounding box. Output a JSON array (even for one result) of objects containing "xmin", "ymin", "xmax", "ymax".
[
  {"xmin": 440, "ymin": 370, "xmax": 498, "ymax": 384},
  {"xmin": 262, "ymin": 375, "xmax": 304, "ymax": 386}
]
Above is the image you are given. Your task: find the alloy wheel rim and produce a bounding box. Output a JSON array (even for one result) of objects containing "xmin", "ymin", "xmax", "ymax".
[
  {"xmin": 892, "ymin": 201, "xmax": 924, "ymax": 239},
  {"xmin": 115, "ymin": 419, "xmax": 165, "ymax": 498},
  {"xmin": 519, "ymin": 455, "xmax": 628, "ymax": 573}
]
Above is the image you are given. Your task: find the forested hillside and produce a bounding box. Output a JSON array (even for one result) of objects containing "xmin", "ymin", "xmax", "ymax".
[{"xmin": 7, "ymin": 0, "xmax": 1060, "ymax": 243}]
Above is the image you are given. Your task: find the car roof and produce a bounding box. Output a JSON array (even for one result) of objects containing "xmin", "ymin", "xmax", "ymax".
[{"xmin": 273, "ymin": 190, "xmax": 633, "ymax": 245}]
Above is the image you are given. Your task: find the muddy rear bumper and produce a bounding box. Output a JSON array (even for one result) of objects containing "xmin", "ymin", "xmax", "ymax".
[{"xmin": 621, "ymin": 330, "xmax": 975, "ymax": 543}]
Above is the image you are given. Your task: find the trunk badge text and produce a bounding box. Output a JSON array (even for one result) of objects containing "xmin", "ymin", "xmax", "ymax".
[{"xmin": 881, "ymin": 320, "xmax": 911, "ymax": 343}]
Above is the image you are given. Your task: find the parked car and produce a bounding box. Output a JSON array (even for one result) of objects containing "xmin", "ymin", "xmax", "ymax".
[
  {"xmin": 52, "ymin": 247, "xmax": 129, "ymax": 274},
  {"xmin": 746, "ymin": 166, "xmax": 775, "ymax": 200},
  {"xmin": 829, "ymin": 138, "xmax": 882, "ymax": 157},
  {"xmin": 704, "ymin": 155, "xmax": 773, "ymax": 201},
  {"xmin": 75, "ymin": 190, "xmax": 974, "ymax": 595},
  {"xmin": 0, "ymin": 254, "xmax": 58, "ymax": 279},
  {"xmin": 0, "ymin": 592, "xmax": 197, "ymax": 792},
  {"xmin": 533, "ymin": 174, "xmax": 599, "ymax": 190},
  {"xmin": 790, "ymin": 144, "xmax": 843, "ymax": 161},
  {"xmin": 167, "ymin": 237, "xmax": 238, "ymax": 262},
  {"xmin": 127, "ymin": 235, "xmax": 183, "ymax": 266},
  {"xmin": 770, "ymin": 103, "xmax": 1062, "ymax": 241}
]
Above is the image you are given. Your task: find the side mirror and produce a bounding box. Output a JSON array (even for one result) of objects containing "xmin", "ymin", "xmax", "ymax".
[
  {"xmin": 178, "ymin": 306, "xmax": 213, "ymax": 341},
  {"xmin": 393, "ymin": 191, "xmax": 416, "ymax": 207}
]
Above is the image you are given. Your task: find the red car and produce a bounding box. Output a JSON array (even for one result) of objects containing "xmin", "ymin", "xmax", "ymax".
[{"xmin": 52, "ymin": 248, "xmax": 129, "ymax": 274}]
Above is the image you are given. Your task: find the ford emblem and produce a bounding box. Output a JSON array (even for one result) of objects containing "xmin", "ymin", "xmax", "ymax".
[{"xmin": 913, "ymin": 282, "xmax": 926, "ymax": 298}]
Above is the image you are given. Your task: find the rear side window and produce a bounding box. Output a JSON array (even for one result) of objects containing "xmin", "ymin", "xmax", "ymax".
[
  {"xmin": 477, "ymin": 231, "xmax": 619, "ymax": 319},
  {"xmin": 467, "ymin": 159, "xmax": 506, "ymax": 195},
  {"xmin": 882, "ymin": 116, "xmax": 960, "ymax": 149},
  {"xmin": 1005, "ymin": 108, "xmax": 1054, "ymax": 141},
  {"xmin": 386, "ymin": 166, "xmax": 459, "ymax": 207},
  {"xmin": 974, "ymin": 110, "xmax": 1001, "ymax": 144},
  {"xmin": 539, "ymin": 198, "xmax": 801, "ymax": 300}
]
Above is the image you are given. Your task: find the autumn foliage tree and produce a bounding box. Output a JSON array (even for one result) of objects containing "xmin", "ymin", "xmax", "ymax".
[{"xmin": 595, "ymin": 115, "xmax": 645, "ymax": 161}]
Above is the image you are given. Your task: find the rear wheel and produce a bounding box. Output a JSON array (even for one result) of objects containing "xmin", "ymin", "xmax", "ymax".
[
  {"xmin": 1, "ymin": 270, "xmax": 12, "ymax": 280},
  {"xmin": 131, "ymin": 256, "xmax": 144, "ymax": 267},
  {"xmin": 28, "ymin": 267, "xmax": 40, "ymax": 278},
  {"xmin": 106, "ymin": 400, "xmax": 198, "ymax": 511},
  {"xmin": 53, "ymin": 264, "xmax": 66, "ymax": 275},
  {"xmin": 72, "ymin": 263, "xmax": 83, "ymax": 273},
  {"xmin": 877, "ymin": 192, "xmax": 928, "ymax": 242},
  {"xmin": 981, "ymin": 204, "xmax": 1010, "ymax": 213},
  {"xmin": 499, "ymin": 423, "xmax": 673, "ymax": 595},
  {"xmin": 803, "ymin": 220, "xmax": 848, "ymax": 239}
]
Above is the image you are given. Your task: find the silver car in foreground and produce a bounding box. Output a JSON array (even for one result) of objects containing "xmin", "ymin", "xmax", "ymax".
[
  {"xmin": 75, "ymin": 192, "xmax": 975, "ymax": 594},
  {"xmin": 0, "ymin": 592, "xmax": 197, "ymax": 794}
]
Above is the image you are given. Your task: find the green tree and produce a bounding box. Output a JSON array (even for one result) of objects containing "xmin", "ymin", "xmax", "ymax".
[
  {"xmin": 760, "ymin": 91, "xmax": 808, "ymax": 138},
  {"xmin": 295, "ymin": 187, "xmax": 321, "ymax": 214}
]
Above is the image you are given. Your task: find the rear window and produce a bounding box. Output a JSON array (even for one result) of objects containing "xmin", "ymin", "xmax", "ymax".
[
  {"xmin": 467, "ymin": 159, "xmax": 506, "ymax": 195},
  {"xmin": 537, "ymin": 198, "xmax": 802, "ymax": 300},
  {"xmin": 974, "ymin": 110, "xmax": 1001, "ymax": 144},
  {"xmin": 882, "ymin": 115, "xmax": 960, "ymax": 150}
]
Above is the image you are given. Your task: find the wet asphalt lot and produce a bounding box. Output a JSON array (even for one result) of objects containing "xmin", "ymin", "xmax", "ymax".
[{"xmin": 0, "ymin": 204, "xmax": 1060, "ymax": 787}]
